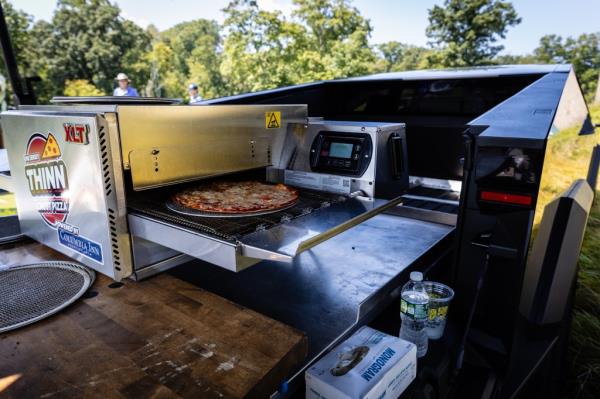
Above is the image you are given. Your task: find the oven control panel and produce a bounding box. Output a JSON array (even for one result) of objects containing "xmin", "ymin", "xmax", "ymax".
[{"xmin": 309, "ymin": 132, "xmax": 372, "ymax": 176}]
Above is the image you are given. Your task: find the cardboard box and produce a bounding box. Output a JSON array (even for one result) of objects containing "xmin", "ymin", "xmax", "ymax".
[{"xmin": 306, "ymin": 326, "xmax": 417, "ymax": 399}]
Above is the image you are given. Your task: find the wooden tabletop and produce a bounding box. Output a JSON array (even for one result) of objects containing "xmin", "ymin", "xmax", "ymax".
[{"xmin": 0, "ymin": 243, "xmax": 307, "ymax": 398}]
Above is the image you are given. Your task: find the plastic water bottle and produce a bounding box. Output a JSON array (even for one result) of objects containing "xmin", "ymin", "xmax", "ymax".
[{"xmin": 399, "ymin": 271, "xmax": 429, "ymax": 358}]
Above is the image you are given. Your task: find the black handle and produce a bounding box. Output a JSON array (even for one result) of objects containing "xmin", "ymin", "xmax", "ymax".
[{"xmin": 389, "ymin": 134, "xmax": 404, "ymax": 179}]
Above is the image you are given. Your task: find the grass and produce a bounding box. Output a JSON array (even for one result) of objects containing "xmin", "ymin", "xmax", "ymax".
[
  {"xmin": 0, "ymin": 192, "xmax": 16, "ymax": 217},
  {"xmin": 567, "ymin": 103, "xmax": 600, "ymax": 399}
]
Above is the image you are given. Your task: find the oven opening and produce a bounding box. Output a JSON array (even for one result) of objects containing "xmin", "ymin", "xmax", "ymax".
[{"xmin": 125, "ymin": 168, "xmax": 350, "ymax": 242}]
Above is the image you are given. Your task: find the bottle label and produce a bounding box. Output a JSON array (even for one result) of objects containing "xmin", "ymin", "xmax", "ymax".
[{"xmin": 401, "ymin": 298, "xmax": 428, "ymax": 320}]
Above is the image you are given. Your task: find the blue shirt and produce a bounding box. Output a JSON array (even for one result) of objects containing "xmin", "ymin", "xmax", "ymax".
[{"xmin": 113, "ymin": 87, "xmax": 139, "ymax": 97}]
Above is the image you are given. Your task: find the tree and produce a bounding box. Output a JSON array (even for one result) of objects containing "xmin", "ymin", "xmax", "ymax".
[
  {"xmin": 534, "ymin": 33, "xmax": 600, "ymax": 100},
  {"xmin": 377, "ymin": 41, "xmax": 432, "ymax": 72},
  {"xmin": 426, "ymin": 0, "xmax": 521, "ymax": 67},
  {"xmin": 30, "ymin": 0, "xmax": 151, "ymax": 99},
  {"xmin": 63, "ymin": 79, "xmax": 105, "ymax": 96},
  {"xmin": 493, "ymin": 53, "xmax": 538, "ymax": 65},
  {"xmin": 292, "ymin": 0, "xmax": 375, "ymax": 79},
  {"xmin": 220, "ymin": 0, "xmax": 307, "ymax": 94},
  {"xmin": 292, "ymin": 0, "xmax": 371, "ymax": 54},
  {"xmin": 160, "ymin": 20, "xmax": 224, "ymax": 99},
  {"xmin": 0, "ymin": 0, "xmax": 36, "ymax": 104},
  {"xmin": 220, "ymin": 0, "xmax": 377, "ymax": 95},
  {"xmin": 0, "ymin": 0, "xmax": 35, "ymax": 72}
]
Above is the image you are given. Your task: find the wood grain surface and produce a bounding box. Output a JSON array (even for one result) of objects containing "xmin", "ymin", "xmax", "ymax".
[{"xmin": 0, "ymin": 242, "xmax": 307, "ymax": 398}]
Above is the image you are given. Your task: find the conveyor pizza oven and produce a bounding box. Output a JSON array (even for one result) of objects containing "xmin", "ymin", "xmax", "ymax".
[{"xmin": 0, "ymin": 104, "xmax": 408, "ymax": 280}]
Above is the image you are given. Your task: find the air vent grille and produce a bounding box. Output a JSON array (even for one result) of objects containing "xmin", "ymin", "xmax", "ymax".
[
  {"xmin": 98, "ymin": 126, "xmax": 112, "ymax": 196},
  {"xmin": 101, "ymin": 125, "xmax": 120, "ymax": 272},
  {"xmin": 107, "ymin": 208, "xmax": 121, "ymax": 271}
]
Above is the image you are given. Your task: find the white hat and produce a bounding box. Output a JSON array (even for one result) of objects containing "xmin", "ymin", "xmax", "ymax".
[{"xmin": 115, "ymin": 73, "xmax": 129, "ymax": 81}]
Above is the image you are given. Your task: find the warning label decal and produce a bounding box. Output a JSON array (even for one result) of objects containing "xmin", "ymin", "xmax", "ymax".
[{"xmin": 265, "ymin": 111, "xmax": 281, "ymax": 129}]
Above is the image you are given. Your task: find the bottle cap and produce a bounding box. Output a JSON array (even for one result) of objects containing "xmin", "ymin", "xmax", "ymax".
[{"xmin": 410, "ymin": 271, "xmax": 423, "ymax": 282}]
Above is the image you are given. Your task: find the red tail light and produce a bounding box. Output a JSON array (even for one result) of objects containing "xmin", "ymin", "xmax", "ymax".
[{"xmin": 480, "ymin": 191, "xmax": 533, "ymax": 206}]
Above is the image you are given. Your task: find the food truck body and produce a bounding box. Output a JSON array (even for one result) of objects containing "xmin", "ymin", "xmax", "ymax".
[{"xmin": 1, "ymin": 64, "xmax": 596, "ymax": 397}]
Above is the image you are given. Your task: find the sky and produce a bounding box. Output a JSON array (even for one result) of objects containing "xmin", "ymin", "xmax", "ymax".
[{"xmin": 14, "ymin": 0, "xmax": 600, "ymax": 55}]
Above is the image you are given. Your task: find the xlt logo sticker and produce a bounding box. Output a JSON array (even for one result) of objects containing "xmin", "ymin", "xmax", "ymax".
[
  {"xmin": 64, "ymin": 123, "xmax": 89, "ymax": 145},
  {"xmin": 24, "ymin": 132, "xmax": 70, "ymax": 227}
]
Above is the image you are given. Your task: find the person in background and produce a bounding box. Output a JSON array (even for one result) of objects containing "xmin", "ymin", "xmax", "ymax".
[
  {"xmin": 188, "ymin": 83, "xmax": 203, "ymax": 104},
  {"xmin": 113, "ymin": 73, "xmax": 139, "ymax": 97}
]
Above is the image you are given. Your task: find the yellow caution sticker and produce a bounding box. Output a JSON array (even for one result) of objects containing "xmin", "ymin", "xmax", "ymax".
[{"xmin": 265, "ymin": 111, "xmax": 281, "ymax": 129}]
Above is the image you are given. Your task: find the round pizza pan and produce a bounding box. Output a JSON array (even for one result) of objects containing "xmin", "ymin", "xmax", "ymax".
[
  {"xmin": 165, "ymin": 199, "xmax": 298, "ymax": 218},
  {"xmin": 0, "ymin": 261, "xmax": 95, "ymax": 333}
]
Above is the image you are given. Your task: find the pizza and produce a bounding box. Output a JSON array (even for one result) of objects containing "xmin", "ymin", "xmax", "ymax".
[
  {"xmin": 42, "ymin": 133, "xmax": 61, "ymax": 159},
  {"xmin": 170, "ymin": 181, "xmax": 299, "ymax": 214}
]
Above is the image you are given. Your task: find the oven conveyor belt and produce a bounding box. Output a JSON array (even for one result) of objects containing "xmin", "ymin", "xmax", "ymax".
[{"xmin": 127, "ymin": 189, "xmax": 348, "ymax": 242}]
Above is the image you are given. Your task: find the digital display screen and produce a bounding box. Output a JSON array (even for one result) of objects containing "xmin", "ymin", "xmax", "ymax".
[{"xmin": 328, "ymin": 142, "xmax": 353, "ymax": 159}]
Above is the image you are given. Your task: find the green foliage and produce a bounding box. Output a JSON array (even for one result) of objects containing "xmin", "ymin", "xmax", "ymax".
[
  {"xmin": 28, "ymin": 0, "xmax": 151, "ymax": 101},
  {"xmin": 568, "ymin": 103, "xmax": 600, "ymax": 398},
  {"xmin": 220, "ymin": 0, "xmax": 301, "ymax": 94},
  {"xmin": 534, "ymin": 33, "xmax": 600, "ymax": 101},
  {"xmin": 63, "ymin": 79, "xmax": 105, "ymax": 96},
  {"xmin": 426, "ymin": 0, "xmax": 521, "ymax": 67},
  {"xmin": 0, "ymin": 0, "xmax": 34, "ymax": 76},
  {"xmin": 3, "ymin": 0, "xmax": 599, "ymax": 102},
  {"xmin": 0, "ymin": 0, "xmax": 36, "ymax": 103},
  {"xmin": 493, "ymin": 53, "xmax": 538, "ymax": 65},
  {"xmin": 147, "ymin": 19, "xmax": 224, "ymax": 99},
  {"xmin": 376, "ymin": 41, "xmax": 432, "ymax": 72},
  {"xmin": 220, "ymin": 0, "xmax": 376, "ymax": 95}
]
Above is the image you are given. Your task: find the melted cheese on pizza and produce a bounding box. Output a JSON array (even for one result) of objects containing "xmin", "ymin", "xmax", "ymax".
[{"xmin": 172, "ymin": 181, "xmax": 299, "ymax": 214}]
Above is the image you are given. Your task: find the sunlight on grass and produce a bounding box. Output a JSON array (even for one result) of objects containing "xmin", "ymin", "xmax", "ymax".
[
  {"xmin": 0, "ymin": 192, "xmax": 16, "ymax": 217},
  {"xmin": 568, "ymin": 103, "xmax": 600, "ymax": 399}
]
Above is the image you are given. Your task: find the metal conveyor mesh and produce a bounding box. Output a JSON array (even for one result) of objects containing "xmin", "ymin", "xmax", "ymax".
[{"xmin": 128, "ymin": 188, "xmax": 348, "ymax": 241}]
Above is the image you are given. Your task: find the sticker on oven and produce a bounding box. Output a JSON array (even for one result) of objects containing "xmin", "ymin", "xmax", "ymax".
[
  {"xmin": 63, "ymin": 123, "xmax": 90, "ymax": 145},
  {"xmin": 24, "ymin": 132, "xmax": 70, "ymax": 228},
  {"xmin": 57, "ymin": 227, "xmax": 104, "ymax": 265},
  {"xmin": 265, "ymin": 111, "xmax": 281, "ymax": 129},
  {"xmin": 284, "ymin": 170, "xmax": 351, "ymax": 194}
]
